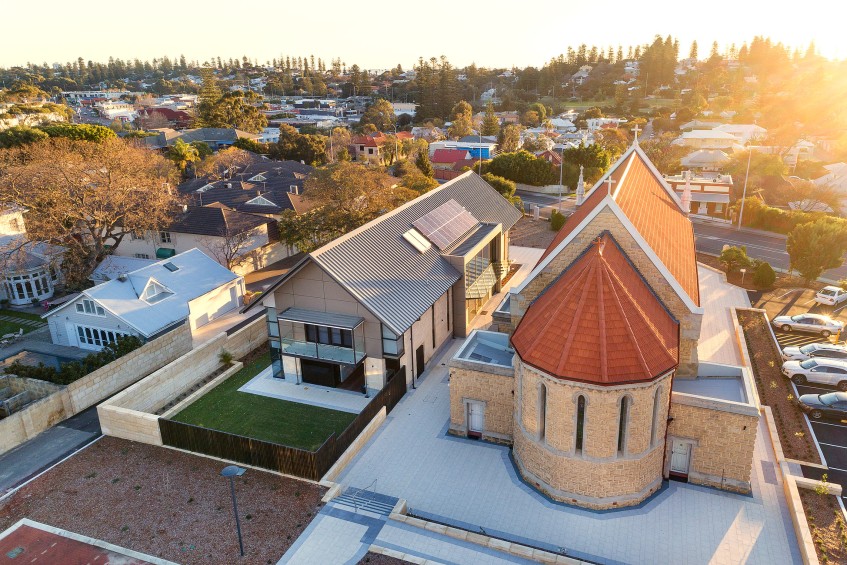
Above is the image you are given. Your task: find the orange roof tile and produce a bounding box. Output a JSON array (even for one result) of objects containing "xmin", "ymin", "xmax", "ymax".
[
  {"xmin": 512, "ymin": 234, "xmax": 679, "ymax": 385},
  {"xmin": 536, "ymin": 145, "xmax": 700, "ymax": 306}
]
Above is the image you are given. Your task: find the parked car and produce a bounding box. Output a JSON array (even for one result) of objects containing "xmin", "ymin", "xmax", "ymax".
[
  {"xmin": 772, "ymin": 313, "xmax": 844, "ymax": 337},
  {"xmin": 815, "ymin": 285, "xmax": 847, "ymax": 307},
  {"xmin": 782, "ymin": 342, "xmax": 847, "ymax": 362},
  {"xmin": 782, "ymin": 358, "xmax": 847, "ymax": 390},
  {"xmin": 798, "ymin": 391, "xmax": 847, "ymax": 420}
]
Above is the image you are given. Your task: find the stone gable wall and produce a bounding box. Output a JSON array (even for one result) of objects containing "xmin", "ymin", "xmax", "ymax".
[{"xmin": 448, "ymin": 366, "xmax": 514, "ymax": 440}]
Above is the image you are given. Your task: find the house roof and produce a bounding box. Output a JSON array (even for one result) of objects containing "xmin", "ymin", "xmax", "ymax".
[
  {"xmin": 457, "ymin": 135, "xmax": 498, "ymax": 145},
  {"xmin": 680, "ymin": 149, "xmax": 730, "ymax": 167},
  {"xmin": 512, "ymin": 234, "xmax": 679, "ymax": 385},
  {"xmin": 169, "ymin": 205, "xmax": 272, "ymax": 237},
  {"xmin": 252, "ymin": 172, "xmax": 523, "ymax": 335},
  {"xmin": 537, "ymin": 142, "xmax": 700, "ymax": 307},
  {"xmin": 90, "ymin": 255, "xmax": 157, "ymax": 283},
  {"xmin": 46, "ymin": 249, "xmax": 239, "ymax": 337},
  {"xmin": 432, "ymin": 149, "xmax": 471, "ymax": 164}
]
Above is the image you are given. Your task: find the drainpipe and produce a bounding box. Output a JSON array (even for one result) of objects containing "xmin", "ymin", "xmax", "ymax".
[{"xmin": 410, "ymin": 324, "xmax": 416, "ymax": 389}]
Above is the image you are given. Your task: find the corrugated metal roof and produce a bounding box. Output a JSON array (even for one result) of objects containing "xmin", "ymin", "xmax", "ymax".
[
  {"xmin": 312, "ymin": 172, "xmax": 523, "ymax": 335},
  {"xmin": 278, "ymin": 308, "xmax": 363, "ymax": 329}
]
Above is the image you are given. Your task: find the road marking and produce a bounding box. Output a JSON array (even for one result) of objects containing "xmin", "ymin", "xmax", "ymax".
[
  {"xmin": 798, "ymin": 384, "xmax": 839, "ymax": 392},
  {"xmin": 810, "ymin": 420, "xmax": 847, "ymax": 429},
  {"xmin": 819, "ymin": 442, "xmax": 847, "ymax": 450}
]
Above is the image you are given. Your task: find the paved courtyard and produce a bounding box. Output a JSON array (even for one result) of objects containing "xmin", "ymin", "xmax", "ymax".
[{"xmin": 240, "ymin": 365, "xmax": 370, "ymax": 413}]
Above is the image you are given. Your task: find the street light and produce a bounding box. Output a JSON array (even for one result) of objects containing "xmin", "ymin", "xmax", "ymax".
[
  {"xmin": 220, "ymin": 465, "xmax": 246, "ymax": 557},
  {"xmin": 736, "ymin": 146, "xmax": 753, "ymax": 230},
  {"xmin": 740, "ymin": 268, "xmax": 747, "ymax": 285}
]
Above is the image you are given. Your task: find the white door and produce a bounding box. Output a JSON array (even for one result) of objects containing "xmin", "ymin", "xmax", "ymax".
[
  {"xmin": 468, "ymin": 402, "xmax": 484, "ymax": 434},
  {"xmin": 670, "ymin": 440, "xmax": 692, "ymax": 475}
]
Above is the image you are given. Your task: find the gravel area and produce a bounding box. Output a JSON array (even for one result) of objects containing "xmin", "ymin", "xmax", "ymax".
[
  {"xmin": 0, "ymin": 436, "xmax": 325, "ymax": 564},
  {"xmin": 509, "ymin": 216, "xmax": 556, "ymax": 249},
  {"xmin": 799, "ymin": 489, "xmax": 847, "ymax": 563},
  {"xmin": 737, "ymin": 309, "xmax": 821, "ymax": 463},
  {"xmin": 358, "ymin": 551, "xmax": 411, "ymax": 564}
]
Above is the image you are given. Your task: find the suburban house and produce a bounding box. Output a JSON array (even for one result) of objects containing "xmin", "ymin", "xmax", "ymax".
[
  {"xmin": 447, "ymin": 141, "xmax": 759, "ymax": 510},
  {"xmin": 142, "ymin": 128, "xmax": 262, "ymax": 150},
  {"xmin": 815, "ymin": 162, "xmax": 847, "ymax": 192},
  {"xmin": 673, "ymin": 129, "xmax": 744, "ymax": 151},
  {"xmin": 113, "ymin": 203, "xmax": 286, "ymax": 276},
  {"xmin": 430, "ymin": 137, "xmax": 497, "ymax": 160},
  {"xmin": 431, "ymin": 149, "xmax": 471, "ymax": 170},
  {"xmin": 664, "ymin": 171, "xmax": 733, "ymax": 218},
  {"xmin": 90, "ymin": 255, "xmax": 156, "ymax": 284},
  {"xmin": 680, "ymin": 148, "xmax": 731, "ymax": 172},
  {"xmin": 0, "ymin": 206, "xmax": 63, "ymax": 306},
  {"xmin": 536, "ymin": 149, "xmax": 563, "ymax": 166},
  {"xmin": 136, "ymin": 107, "xmax": 193, "ymax": 129},
  {"xmin": 350, "ymin": 133, "xmax": 387, "ymax": 164},
  {"xmin": 248, "ymin": 172, "xmax": 522, "ymax": 394},
  {"xmin": 45, "ymin": 249, "xmax": 244, "ymax": 350},
  {"xmin": 714, "ymin": 123, "xmax": 768, "ymax": 145}
]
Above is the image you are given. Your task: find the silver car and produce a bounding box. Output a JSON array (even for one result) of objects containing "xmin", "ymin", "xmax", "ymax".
[
  {"xmin": 782, "ymin": 342, "xmax": 847, "ymax": 361},
  {"xmin": 772, "ymin": 313, "xmax": 843, "ymax": 337}
]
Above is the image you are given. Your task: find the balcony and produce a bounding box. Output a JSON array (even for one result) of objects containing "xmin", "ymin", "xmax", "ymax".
[{"xmin": 275, "ymin": 308, "xmax": 366, "ymax": 366}]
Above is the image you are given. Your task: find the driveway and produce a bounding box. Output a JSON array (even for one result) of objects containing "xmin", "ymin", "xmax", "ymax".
[{"xmin": 336, "ymin": 339, "xmax": 800, "ymax": 565}]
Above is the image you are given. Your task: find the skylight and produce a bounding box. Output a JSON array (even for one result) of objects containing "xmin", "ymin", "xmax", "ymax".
[
  {"xmin": 403, "ymin": 228, "xmax": 432, "ymax": 253},
  {"xmin": 163, "ymin": 262, "xmax": 179, "ymax": 272}
]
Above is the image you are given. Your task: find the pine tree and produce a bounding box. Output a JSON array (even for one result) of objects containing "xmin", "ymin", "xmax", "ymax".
[
  {"xmin": 415, "ymin": 151, "xmax": 434, "ymax": 178},
  {"xmin": 481, "ymin": 102, "xmax": 500, "ymax": 137}
]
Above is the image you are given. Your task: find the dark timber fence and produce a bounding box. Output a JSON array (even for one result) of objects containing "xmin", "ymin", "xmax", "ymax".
[{"xmin": 159, "ymin": 366, "xmax": 407, "ymax": 480}]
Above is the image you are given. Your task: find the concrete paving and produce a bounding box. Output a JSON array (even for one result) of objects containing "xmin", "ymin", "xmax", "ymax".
[
  {"xmin": 696, "ymin": 264, "xmax": 751, "ymax": 366},
  {"xmin": 239, "ymin": 366, "xmax": 370, "ymax": 414}
]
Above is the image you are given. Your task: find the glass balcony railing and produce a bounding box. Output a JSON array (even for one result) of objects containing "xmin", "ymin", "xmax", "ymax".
[{"xmin": 279, "ymin": 338, "xmax": 366, "ymax": 365}]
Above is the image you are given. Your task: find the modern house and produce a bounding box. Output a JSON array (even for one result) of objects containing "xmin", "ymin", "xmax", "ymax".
[
  {"xmin": 136, "ymin": 107, "xmax": 193, "ymax": 129},
  {"xmin": 447, "ymin": 141, "xmax": 759, "ymax": 510},
  {"xmin": 45, "ymin": 249, "xmax": 244, "ymax": 350},
  {"xmin": 141, "ymin": 128, "xmax": 262, "ymax": 150},
  {"xmin": 248, "ymin": 172, "xmax": 522, "ymax": 394},
  {"xmin": 0, "ymin": 206, "xmax": 63, "ymax": 306},
  {"xmin": 672, "ymin": 129, "xmax": 744, "ymax": 151},
  {"xmin": 430, "ymin": 138, "xmax": 497, "ymax": 160},
  {"xmin": 113, "ymin": 203, "xmax": 286, "ymax": 276},
  {"xmin": 664, "ymin": 171, "xmax": 733, "ymax": 219}
]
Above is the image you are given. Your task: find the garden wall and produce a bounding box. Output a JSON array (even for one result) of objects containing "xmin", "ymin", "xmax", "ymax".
[
  {"xmin": 0, "ymin": 324, "xmax": 192, "ymax": 455},
  {"xmin": 98, "ymin": 317, "xmax": 267, "ymax": 445}
]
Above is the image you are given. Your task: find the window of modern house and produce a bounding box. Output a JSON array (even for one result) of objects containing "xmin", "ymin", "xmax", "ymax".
[
  {"xmin": 618, "ymin": 396, "xmax": 630, "ymax": 455},
  {"xmin": 382, "ymin": 325, "xmax": 404, "ymax": 357},
  {"xmin": 305, "ymin": 324, "xmax": 353, "ymax": 348},
  {"xmin": 159, "ymin": 231, "xmax": 171, "ymax": 243},
  {"xmin": 75, "ymin": 299, "xmax": 105, "ymax": 316},
  {"xmin": 575, "ymin": 395, "xmax": 586, "ymax": 453}
]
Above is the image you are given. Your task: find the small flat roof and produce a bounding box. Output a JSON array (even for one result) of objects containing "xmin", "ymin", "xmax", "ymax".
[
  {"xmin": 278, "ymin": 308, "xmax": 364, "ymax": 330},
  {"xmin": 446, "ymin": 223, "xmax": 500, "ymax": 257},
  {"xmin": 453, "ymin": 330, "xmax": 514, "ymax": 369},
  {"xmin": 672, "ymin": 377, "xmax": 746, "ymax": 403}
]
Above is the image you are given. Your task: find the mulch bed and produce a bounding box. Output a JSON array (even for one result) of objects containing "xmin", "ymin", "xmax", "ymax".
[
  {"xmin": 509, "ymin": 217, "xmax": 556, "ymax": 249},
  {"xmin": 696, "ymin": 253, "xmax": 824, "ymax": 292},
  {"xmin": 0, "ymin": 436, "xmax": 325, "ymax": 565},
  {"xmin": 799, "ymin": 489, "xmax": 847, "ymax": 563},
  {"xmin": 736, "ymin": 309, "xmax": 821, "ymax": 464},
  {"xmin": 358, "ymin": 551, "xmax": 411, "ymax": 564}
]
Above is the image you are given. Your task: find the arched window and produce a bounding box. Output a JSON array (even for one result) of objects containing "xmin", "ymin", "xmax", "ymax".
[
  {"xmin": 538, "ymin": 383, "xmax": 547, "ymax": 442},
  {"xmin": 651, "ymin": 387, "xmax": 662, "ymax": 447},
  {"xmin": 575, "ymin": 395, "xmax": 586, "ymax": 453},
  {"xmin": 617, "ymin": 396, "xmax": 630, "ymax": 455}
]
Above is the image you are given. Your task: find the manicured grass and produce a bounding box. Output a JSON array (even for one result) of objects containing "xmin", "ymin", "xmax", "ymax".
[
  {"xmin": 171, "ymin": 351, "xmax": 357, "ymax": 451},
  {"xmin": 0, "ymin": 308, "xmax": 45, "ymax": 336}
]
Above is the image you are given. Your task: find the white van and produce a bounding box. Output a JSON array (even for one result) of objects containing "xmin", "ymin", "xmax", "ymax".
[{"xmin": 815, "ymin": 286, "xmax": 847, "ymax": 307}]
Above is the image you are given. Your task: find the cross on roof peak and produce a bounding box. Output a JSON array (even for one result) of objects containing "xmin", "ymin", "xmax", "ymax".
[
  {"xmin": 631, "ymin": 123, "xmax": 641, "ymax": 142},
  {"xmin": 604, "ymin": 176, "xmax": 616, "ymax": 195}
]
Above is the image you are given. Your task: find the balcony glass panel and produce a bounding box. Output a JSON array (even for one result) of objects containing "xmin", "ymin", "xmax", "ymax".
[{"xmin": 277, "ymin": 315, "xmax": 366, "ymax": 366}]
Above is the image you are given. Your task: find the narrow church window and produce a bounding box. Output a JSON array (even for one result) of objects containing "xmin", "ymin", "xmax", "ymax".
[
  {"xmin": 651, "ymin": 387, "xmax": 662, "ymax": 446},
  {"xmin": 617, "ymin": 397, "xmax": 630, "ymax": 455},
  {"xmin": 538, "ymin": 384, "xmax": 547, "ymax": 442},
  {"xmin": 575, "ymin": 395, "xmax": 586, "ymax": 453}
]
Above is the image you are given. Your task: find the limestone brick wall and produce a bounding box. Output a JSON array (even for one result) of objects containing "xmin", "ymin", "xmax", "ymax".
[
  {"xmin": 1, "ymin": 376, "xmax": 63, "ymax": 397},
  {"xmin": 510, "ymin": 208, "xmax": 702, "ymax": 375},
  {"xmin": 449, "ymin": 367, "xmax": 514, "ymax": 440},
  {"xmin": 667, "ymin": 395, "xmax": 758, "ymax": 493},
  {"xmin": 0, "ymin": 389, "xmax": 70, "ymax": 454},
  {"xmin": 67, "ymin": 323, "xmax": 192, "ymax": 413},
  {"xmin": 513, "ymin": 360, "xmax": 672, "ymax": 509}
]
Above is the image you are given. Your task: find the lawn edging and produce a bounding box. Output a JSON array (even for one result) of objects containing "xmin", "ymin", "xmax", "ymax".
[{"xmin": 320, "ymin": 406, "xmax": 387, "ymax": 485}]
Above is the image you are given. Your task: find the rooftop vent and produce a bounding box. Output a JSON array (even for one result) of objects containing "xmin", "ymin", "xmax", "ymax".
[{"xmin": 117, "ymin": 274, "xmax": 128, "ymax": 282}]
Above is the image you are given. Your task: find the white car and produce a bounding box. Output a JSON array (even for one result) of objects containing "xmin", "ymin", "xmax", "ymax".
[
  {"xmin": 782, "ymin": 342, "xmax": 847, "ymax": 362},
  {"xmin": 782, "ymin": 358, "xmax": 847, "ymax": 390},
  {"xmin": 815, "ymin": 286, "xmax": 847, "ymax": 306},
  {"xmin": 772, "ymin": 313, "xmax": 843, "ymax": 337}
]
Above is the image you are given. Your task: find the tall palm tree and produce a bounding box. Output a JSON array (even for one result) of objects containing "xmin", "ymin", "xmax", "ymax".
[{"xmin": 166, "ymin": 138, "xmax": 200, "ymax": 173}]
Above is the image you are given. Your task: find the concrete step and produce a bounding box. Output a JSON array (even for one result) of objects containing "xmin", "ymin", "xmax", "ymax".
[{"xmin": 333, "ymin": 489, "xmax": 397, "ymax": 516}]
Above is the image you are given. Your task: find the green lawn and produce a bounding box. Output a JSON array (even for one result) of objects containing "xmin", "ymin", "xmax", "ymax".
[
  {"xmin": 171, "ymin": 351, "xmax": 357, "ymax": 451},
  {"xmin": 0, "ymin": 308, "xmax": 46, "ymax": 336}
]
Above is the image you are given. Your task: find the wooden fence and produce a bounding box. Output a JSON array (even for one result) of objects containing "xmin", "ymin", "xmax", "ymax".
[{"xmin": 159, "ymin": 366, "xmax": 407, "ymax": 480}]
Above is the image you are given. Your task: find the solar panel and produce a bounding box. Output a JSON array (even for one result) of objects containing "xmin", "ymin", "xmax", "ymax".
[{"xmin": 413, "ymin": 199, "xmax": 478, "ymax": 250}]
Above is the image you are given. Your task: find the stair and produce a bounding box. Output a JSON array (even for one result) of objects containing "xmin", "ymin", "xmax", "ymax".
[{"xmin": 332, "ymin": 487, "xmax": 397, "ymax": 517}]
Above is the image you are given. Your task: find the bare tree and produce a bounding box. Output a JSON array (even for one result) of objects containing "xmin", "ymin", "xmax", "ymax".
[
  {"xmin": 194, "ymin": 147, "xmax": 256, "ymax": 180},
  {"xmin": 200, "ymin": 227, "xmax": 258, "ymax": 271}
]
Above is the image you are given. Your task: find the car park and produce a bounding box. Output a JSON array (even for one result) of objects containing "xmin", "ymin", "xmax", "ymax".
[
  {"xmin": 782, "ymin": 342, "xmax": 847, "ymax": 361},
  {"xmin": 782, "ymin": 358, "xmax": 847, "ymax": 390},
  {"xmin": 798, "ymin": 391, "xmax": 847, "ymax": 420},
  {"xmin": 815, "ymin": 286, "xmax": 847, "ymax": 306},
  {"xmin": 772, "ymin": 313, "xmax": 844, "ymax": 337}
]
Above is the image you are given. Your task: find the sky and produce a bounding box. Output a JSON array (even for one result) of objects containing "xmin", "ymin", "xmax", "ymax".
[{"xmin": 1, "ymin": 0, "xmax": 842, "ymax": 70}]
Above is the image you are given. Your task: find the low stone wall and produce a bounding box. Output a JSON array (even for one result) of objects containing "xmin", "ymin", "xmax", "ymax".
[
  {"xmin": 667, "ymin": 393, "xmax": 759, "ymax": 494},
  {"xmin": 98, "ymin": 317, "xmax": 267, "ymax": 446},
  {"xmin": 321, "ymin": 406, "xmax": 386, "ymax": 483},
  {"xmin": 0, "ymin": 325, "xmax": 192, "ymax": 455},
  {"xmin": 448, "ymin": 366, "xmax": 514, "ymax": 442}
]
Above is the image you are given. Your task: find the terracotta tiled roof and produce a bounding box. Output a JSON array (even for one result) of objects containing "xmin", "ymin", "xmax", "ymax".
[
  {"xmin": 537, "ymin": 144, "xmax": 700, "ymax": 306},
  {"xmin": 512, "ymin": 234, "xmax": 679, "ymax": 385}
]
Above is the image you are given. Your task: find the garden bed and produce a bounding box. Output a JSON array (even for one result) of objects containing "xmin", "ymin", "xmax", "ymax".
[
  {"xmin": 799, "ymin": 487, "xmax": 847, "ymax": 563},
  {"xmin": 0, "ymin": 436, "xmax": 325, "ymax": 565},
  {"xmin": 736, "ymin": 308, "xmax": 821, "ymax": 464},
  {"xmin": 696, "ymin": 252, "xmax": 823, "ymax": 292}
]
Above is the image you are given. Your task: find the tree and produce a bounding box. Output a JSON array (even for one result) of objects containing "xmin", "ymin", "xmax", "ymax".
[
  {"xmin": 719, "ymin": 245, "xmax": 753, "ymax": 273},
  {"xmin": 486, "ymin": 151, "xmax": 557, "ymax": 186},
  {"xmin": 195, "ymin": 147, "xmax": 256, "ymax": 180},
  {"xmin": 201, "ymin": 226, "xmax": 259, "ymax": 271},
  {"xmin": 273, "ymin": 124, "xmax": 327, "ymax": 165},
  {"xmin": 787, "ymin": 219, "xmax": 847, "ymax": 283},
  {"xmin": 481, "ymin": 102, "xmax": 500, "ymax": 137},
  {"xmin": 550, "ymin": 210, "xmax": 567, "ymax": 231},
  {"xmin": 481, "ymin": 173, "xmax": 521, "ymax": 208},
  {"xmin": 0, "ymin": 126, "xmax": 49, "ymax": 148},
  {"xmin": 498, "ymin": 124, "xmax": 522, "ymax": 153},
  {"xmin": 398, "ymin": 160, "xmax": 439, "ymax": 193},
  {"xmin": 520, "ymin": 134, "xmax": 553, "ymax": 153},
  {"xmin": 522, "ymin": 110, "xmax": 541, "ymax": 127},
  {"xmin": 415, "ymin": 151, "xmax": 434, "ymax": 178},
  {"xmin": 359, "ymin": 99, "xmax": 395, "ymax": 132},
  {"xmin": 279, "ymin": 162, "xmax": 417, "ymax": 252},
  {"xmin": 196, "ymin": 91, "xmax": 267, "ymax": 133},
  {"xmin": 327, "ymin": 127, "xmax": 352, "ymax": 162},
  {"xmin": 447, "ymin": 100, "xmax": 473, "ymax": 139},
  {"xmin": 196, "ymin": 66, "xmax": 222, "ymax": 121},
  {"xmin": 166, "ymin": 138, "xmax": 200, "ymax": 172},
  {"xmin": 39, "ymin": 123, "xmax": 116, "ymax": 142},
  {"xmin": 639, "ymin": 133, "xmax": 688, "ymax": 174},
  {"xmin": 752, "ymin": 261, "xmax": 776, "ymax": 289},
  {"xmin": 0, "ymin": 138, "xmax": 178, "ymax": 285}
]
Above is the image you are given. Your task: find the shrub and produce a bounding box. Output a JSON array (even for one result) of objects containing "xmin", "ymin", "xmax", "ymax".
[
  {"xmin": 550, "ymin": 210, "xmax": 567, "ymax": 231},
  {"xmin": 218, "ymin": 350, "xmax": 234, "ymax": 367},
  {"xmin": 752, "ymin": 261, "xmax": 776, "ymax": 289},
  {"xmin": 719, "ymin": 245, "xmax": 752, "ymax": 273}
]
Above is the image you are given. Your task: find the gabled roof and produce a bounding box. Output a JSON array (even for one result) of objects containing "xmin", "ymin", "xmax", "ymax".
[
  {"xmin": 536, "ymin": 142, "xmax": 700, "ymax": 307},
  {"xmin": 253, "ymin": 172, "xmax": 523, "ymax": 335},
  {"xmin": 432, "ymin": 149, "xmax": 471, "ymax": 164},
  {"xmin": 169, "ymin": 205, "xmax": 272, "ymax": 237},
  {"xmin": 512, "ymin": 234, "xmax": 678, "ymax": 385},
  {"xmin": 46, "ymin": 249, "xmax": 239, "ymax": 337},
  {"xmin": 90, "ymin": 255, "xmax": 157, "ymax": 284}
]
